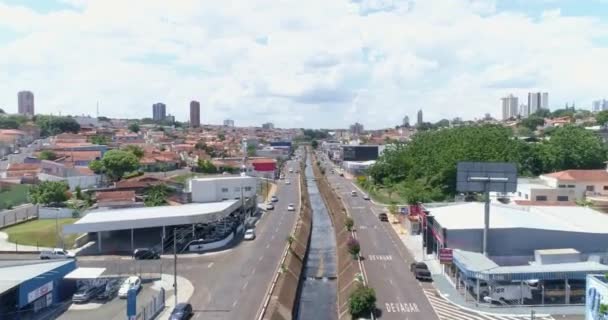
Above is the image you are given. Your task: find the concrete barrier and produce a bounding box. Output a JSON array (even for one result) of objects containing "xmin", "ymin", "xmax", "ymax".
[{"xmin": 0, "ymin": 204, "xmax": 38, "ymax": 229}]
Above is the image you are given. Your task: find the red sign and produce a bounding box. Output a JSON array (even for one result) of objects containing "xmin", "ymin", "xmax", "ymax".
[{"xmin": 439, "ymin": 248, "xmax": 453, "ymax": 264}]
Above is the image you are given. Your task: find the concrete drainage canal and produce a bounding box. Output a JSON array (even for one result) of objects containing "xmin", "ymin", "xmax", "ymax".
[{"xmin": 295, "ymin": 156, "xmax": 338, "ymax": 320}]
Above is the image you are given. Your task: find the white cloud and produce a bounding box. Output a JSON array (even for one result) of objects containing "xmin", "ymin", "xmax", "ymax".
[{"xmin": 0, "ymin": 0, "xmax": 607, "ymax": 128}]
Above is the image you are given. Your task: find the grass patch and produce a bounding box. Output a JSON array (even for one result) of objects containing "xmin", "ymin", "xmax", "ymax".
[
  {"xmin": 356, "ymin": 182, "xmax": 407, "ymax": 205},
  {"xmin": 4, "ymin": 218, "xmax": 79, "ymax": 248},
  {"xmin": 0, "ymin": 184, "xmax": 30, "ymax": 210}
]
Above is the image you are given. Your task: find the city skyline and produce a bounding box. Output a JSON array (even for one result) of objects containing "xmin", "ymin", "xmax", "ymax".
[{"xmin": 1, "ymin": 1, "xmax": 608, "ymax": 129}]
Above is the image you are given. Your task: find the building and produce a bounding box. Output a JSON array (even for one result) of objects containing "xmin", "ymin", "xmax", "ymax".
[
  {"xmin": 223, "ymin": 119, "xmax": 235, "ymax": 127},
  {"xmin": 501, "ymin": 94, "xmax": 518, "ymax": 120},
  {"xmin": 190, "ymin": 100, "xmax": 200, "ymax": 127},
  {"xmin": 592, "ymin": 99, "xmax": 608, "ymax": 112},
  {"xmin": 189, "ymin": 175, "xmax": 257, "ymax": 203},
  {"xmin": 17, "ymin": 91, "xmax": 34, "ymax": 116},
  {"xmin": 402, "ymin": 115, "xmax": 410, "ymax": 127},
  {"xmin": 152, "ymin": 103, "xmax": 166, "ymax": 121},
  {"xmin": 342, "ymin": 145, "xmax": 380, "ymax": 162},
  {"xmin": 417, "ymin": 109, "xmax": 423, "ymax": 125},
  {"xmin": 349, "ymin": 122, "xmax": 364, "ymax": 136},
  {"xmin": 262, "ymin": 122, "xmax": 274, "ymax": 130},
  {"xmin": 0, "ymin": 260, "xmax": 77, "ymax": 318},
  {"xmin": 527, "ymin": 92, "xmax": 549, "ymax": 115},
  {"xmin": 586, "ymin": 274, "xmax": 608, "ymax": 320}
]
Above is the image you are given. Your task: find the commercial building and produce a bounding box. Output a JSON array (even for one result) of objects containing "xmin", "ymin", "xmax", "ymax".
[
  {"xmin": 17, "ymin": 91, "xmax": 34, "ymax": 116},
  {"xmin": 0, "ymin": 260, "xmax": 76, "ymax": 319},
  {"xmin": 189, "ymin": 175, "xmax": 257, "ymax": 203},
  {"xmin": 402, "ymin": 115, "xmax": 410, "ymax": 127},
  {"xmin": 223, "ymin": 119, "xmax": 235, "ymax": 127},
  {"xmin": 152, "ymin": 103, "xmax": 166, "ymax": 121},
  {"xmin": 190, "ymin": 100, "xmax": 200, "ymax": 127},
  {"xmin": 501, "ymin": 94, "xmax": 518, "ymax": 120},
  {"xmin": 417, "ymin": 109, "xmax": 423, "ymax": 125},
  {"xmin": 350, "ymin": 122, "xmax": 364, "ymax": 135},
  {"xmin": 262, "ymin": 122, "xmax": 274, "ymax": 130}
]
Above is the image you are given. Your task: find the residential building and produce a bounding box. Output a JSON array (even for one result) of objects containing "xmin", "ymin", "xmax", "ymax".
[
  {"xmin": 223, "ymin": 119, "xmax": 235, "ymax": 127},
  {"xmin": 152, "ymin": 103, "xmax": 166, "ymax": 121},
  {"xmin": 519, "ymin": 104, "xmax": 529, "ymax": 118},
  {"xmin": 189, "ymin": 175, "xmax": 257, "ymax": 203},
  {"xmin": 17, "ymin": 91, "xmax": 34, "ymax": 116},
  {"xmin": 190, "ymin": 100, "xmax": 200, "ymax": 127},
  {"xmin": 349, "ymin": 122, "xmax": 364, "ymax": 135},
  {"xmin": 527, "ymin": 92, "xmax": 549, "ymax": 115},
  {"xmin": 402, "ymin": 115, "xmax": 410, "ymax": 127},
  {"xmin": 262, "ymin": 122, "xmax": 274, "ymax": 130},
  {"xmin": 95, "ymin": 190, "xmax": 139, "ymax": 209},
  {"xmin": 501, "ymin": 94, "xmax": 519, "ymax": 120},
  {"xmin": 165, "ymin": 114, "xmax": 175, "ymax": 123},
  {"xmin": 592, "ymin": 99, "xmax": 608, "ymax": 112},
  {"xmin": 417, "ymin": 109, "xmax": 423, "ymax": 125}
]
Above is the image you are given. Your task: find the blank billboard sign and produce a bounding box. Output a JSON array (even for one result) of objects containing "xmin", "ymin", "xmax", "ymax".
[
  {"xmin": 456, "ymin": 162, "xmax": 517, "ymax": 193},
  {"xmin": 342, "ymin": 146, "xmax": 379, "ymax": 161}
]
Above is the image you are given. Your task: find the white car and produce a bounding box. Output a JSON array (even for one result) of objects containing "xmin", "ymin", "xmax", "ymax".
[
  {"xmin": 285, "ymin": 180, "xmax": 291, "ymax": 185},
  {"xmin": 287, "ymin": 204, "xmax": 295, "ymax": 211},
  {"xmin": 244, "ymin": 229, "xmax": 256, "ymax": 240},
  {"xmin": 40, "ymin": 248, "xmax": 75, "ymax": 260},
  {"xmin": 362, "ymin": 194, "xmax": 370, "ymax": 200},
  {"xmin": 118, "ymin": 276, "xmax": 142, "ymax": 299},
  {"xmin": 266, "ymin": 203, "xmax": 275, "ymax": 210}
]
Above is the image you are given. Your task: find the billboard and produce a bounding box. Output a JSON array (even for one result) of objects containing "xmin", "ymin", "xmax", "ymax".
[
  {"xmin": 439, "ymin": 248, "xmax": 453, "ymax": 264},
  {"xmin": 342, "ymin": 145, "xmax": 379, "ymax": 161}
]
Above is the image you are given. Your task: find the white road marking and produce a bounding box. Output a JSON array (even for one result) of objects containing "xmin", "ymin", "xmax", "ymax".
[
  {"xmin": 384, "ymin": 302, "xmax": 420, "ymax": 313},
  {"xmin": 232, "ymin": 300, "xmax": 238, "ymax": 308},
  {"xmin": 259, "ymin": 255, "xmax": 264, "ymax": 262},
  {"xmin": 368, "ymin": 255, "xmax": 393, "ymax": 261},
  {"xmin": 271, "ymin": 235, "xmax": 275, "ymax": 240},
  {"xmin": 265, "ymin": 244, "xmax": 270, "ymax": 249},
  {"xmin": 242, "ymin": 281, "xmax": 249, "ymax": 290},
  {"xmin": 207, "ymin": 262, "xmax": 214, "ymax": 268}
]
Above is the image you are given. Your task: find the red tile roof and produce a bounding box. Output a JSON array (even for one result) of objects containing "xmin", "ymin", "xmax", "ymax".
[
  {"xmin": 7, "ymin": 163, "xmax": 40, "ymax": 171},
  {"xmin": 96, "ymin": 190, "xmax": 136, "ymax": 202},
  {"xmin": 543, "ymin": 169, "xmax": 608, "ymax": 182}
]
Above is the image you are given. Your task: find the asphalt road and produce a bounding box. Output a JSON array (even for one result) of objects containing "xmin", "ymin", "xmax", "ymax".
[{"xmin": 318, "ymin": 156, "xmax": 439, "ymax": 320}]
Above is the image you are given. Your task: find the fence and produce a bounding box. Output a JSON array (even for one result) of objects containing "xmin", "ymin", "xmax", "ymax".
[
  {"xmin": 38, "ymin": 207, "xmax": 74, "ymax": 219},
  {"xmin": 0, "ymin": 204, "xmax": 38, "ymax": 229},
  {"xmin": 137, "ymin": 287, "xmax": 165, "ymax": 320}
]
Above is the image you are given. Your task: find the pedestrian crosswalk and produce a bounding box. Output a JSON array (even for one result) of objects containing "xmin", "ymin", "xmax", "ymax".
[{"xmin": 423, "ymin": 288, "xmax": 555, "ymax": 320}]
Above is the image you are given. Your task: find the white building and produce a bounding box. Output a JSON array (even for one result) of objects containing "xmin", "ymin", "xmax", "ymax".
[
  {"xmin": 527, "ymin": 92, "xmax": 549, "ymax": 115},
  {"xmin": 501, "ymin": 94, "xmax": 518, "ymax": 120},
  {"xmin": 189, "ymin": 175, "xmax": 257, "ymax": 203}
]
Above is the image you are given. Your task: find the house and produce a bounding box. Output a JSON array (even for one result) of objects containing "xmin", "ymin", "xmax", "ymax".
[
  {"xmin": 38, "ymin": 160, "xmax": 101, "ymax": 190},
  {"xmin": 54, "ymin": 150, "xmax": 102, "ymax": 166},
  {"xmin": 3, "ymin": 163, "xmax": 41, "ymax": 179},
  {"xmin": 95, "ymin": 190, "xmax": 139, "ymax": 209}
]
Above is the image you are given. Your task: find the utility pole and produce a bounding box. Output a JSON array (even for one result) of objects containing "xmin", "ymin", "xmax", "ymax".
[{"xmin": 173, "ymin": 228, "xmax": 178, "ymax": 306}]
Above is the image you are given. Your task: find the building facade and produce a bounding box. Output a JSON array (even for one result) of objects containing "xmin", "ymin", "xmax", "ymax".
[
  {"xmin": 18, "ymin": 91, "xmax": 35, "ymax": 116},
  {"xmin": 527, "ymin": 92, "xmax": 549, "ymax": 115},
  {"xmin": 223, "ymin": 119, "xmax": 235, "ymax": 127},
  {"xmin": 349, "ymin": 122, "xmax": 364, "ymax": 135},
  {"xmin": 501, "ymin": 94, "xmax": 519, "ymax": 120},
  {"xmin": 262, "ymin": 122, "xmax": 274, "ymax": 130},
  {"xmin": 593, "ymin": 99, "xmax": 608, "ymax": 112},
  {"xmin": 189, "ymin": 175, "xmax": 257, "ymax": 203},
  {"xmin": 402, "ymin": 115, "xmax": 410, "ymax": 127},
  {"xmin": 152, "ymin": 103, "xmax": 166, "ymax": 121},
  {"xmin": 417, "ymin": 109, "xmax": 423, "ymax": 125},
  {"xmin": 190, "ymin": 100, "xmax": 200, "ymax": 127}
]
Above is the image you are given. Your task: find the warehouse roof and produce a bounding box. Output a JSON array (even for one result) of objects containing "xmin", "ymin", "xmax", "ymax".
[
  {"xmin": 0, "ymin": 260, "xmax": 74, "ymax": 294},
  {"xmin": 431, "ymin": 202, "xmax": 608, "ymax": 233},
  {"xmin": 64, "ymin": 201, "xmax": 240, "ymax": 234}
]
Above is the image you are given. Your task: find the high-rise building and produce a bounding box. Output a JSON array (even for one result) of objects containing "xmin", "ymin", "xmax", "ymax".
[
  {"xmin": 417, "ymin": 109, "xmax": 423, "ymax": 125},
  {"xmin": 223, "ymin": 119, "xmax": 235, "ymax": 127},
  {"xmin": 190, "ymin": 100, "xmax": 200, "ymax": 127},
  {"xmin": 527, "ymin": 92, "xmax": 548, "ymax": 115},
  {"xmin": 17, "ymin": 91, "xmax": 34, "ymax": 116},
  {"xmin": 593, "ymin": 99, "xmax": 608, "ymax": 112},
  {"xmin": 541, "ymin": 92, "xmax": 549, "ymax": 109},
  {"xmin": 519, "ymin": 104, "xmax": 528, "ymax": 118},
  {"xmin": 262, "ymin": 122, "xmax": 274, "ymax": 129},
  {"xmin": 402, "ymin": 115, "xmax": 410, "ymax": 127},
  {"xmin": 350, "ymin": 122, "xmax": 364, "ymax": 135},
  {"xmin": 501, "ymin": 94, "xmax": 519, "ymax": 120},
  {"xmin": 152, "ymin": 103, "xmax": 166, "ymax": 121}
]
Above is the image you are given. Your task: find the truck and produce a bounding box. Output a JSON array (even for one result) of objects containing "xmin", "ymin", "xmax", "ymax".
[{"xmin": 464, "ymin": 279, "xmax": 533, "ymax": 303}]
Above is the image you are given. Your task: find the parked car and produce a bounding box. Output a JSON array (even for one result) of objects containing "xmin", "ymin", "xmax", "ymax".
[
  {"xmin": 169, "ymin": 303, "xmax": 194, "ymax": 320},
  {"xmin": 410, "ymin": 262, "xmax": 432, "ymax": 281},
  {"xmin": 96, "ymin": 279, "xmax": 121, "ymax": 301},
  {"xmin": 362, "ymin": 194, "xmax": 370, "ymax": 200},
  {"xmin": 289, "ymin": 168, "xmax": 294, "ymax": 173},
  {"xmin": 72, "ymin": 285, "xmax": 103, "ymax": 303},
  {"xmin": 285, "ymin": 180, "xmax": 291, "ymax": 185},
  {"xmin": 339, "ymin": 172, "xmax": 344, "ymax": 177},
  {"xmin": 287, "ymin": 204, "xmax": 295, "ymax": 211},
  {"xmin": 133, "ymin": 248, "xmax": 160, "ymax": 260},
  {"xmin": 271, "ymin": 195, "xmax": 279, "ymax": 202},
  {"xmin": 40, "ymin": 248, "xmax": 75, "ymax": 260},
  {"xmin": 118, "ymin": 276, "xmax": 142, "ymax": 298},
  {"xmin": 244, "ymin": 229, "xmax": 256, "ymax": 240},
  {"xmin": 378, "ymin": 212, "xmax": 389, "ymax": 222},
  {"xmin": 266, "ymin": 203, "xmax": 274, "ymax": 210},
  {"xmin": 351, "ymin": 190, "xmax": 357, "ymax": 197}
]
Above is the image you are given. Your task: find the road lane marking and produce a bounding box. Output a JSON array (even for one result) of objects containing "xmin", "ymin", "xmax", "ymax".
[
  {"xmin": 207, "ymin": 262, "xmax": 214, "ymax": 268},
  {"xmin": 384, "ymin": 302, "xmax": 420, "ymax": 313},
  {"xmin": 367, "ymin": 255, "xmax": 393, "ymax": 261},
  {"xmin": 232, "ymin": 300, "xmax": 238, "ymax": 308},
  {"xmin": 259, "ymin": 255, "xmax": 264, "ymax": 262},
  {"xmin": 242, "ymin": 281, "xmax": 249, "ymax": 290},
  {"xmin": 266, "ymin": 244, "xmax": 270, "ymax": 249},
  {"xmin": 271, "ymin": 235, "xmax": 275, "ymax": 240}
]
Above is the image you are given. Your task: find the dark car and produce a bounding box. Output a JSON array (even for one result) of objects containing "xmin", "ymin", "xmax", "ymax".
[
  {"xmin": 170, "ymin": 303, "xmax": 193, "ymax": 320},
  {"xmin": 378, "ymin": 212, "xmax": 389, "ymax": 222},
  {"xmin": 410, "ymin": 262, "xmax": 432, "ymax": 281},
  {"xmin": 96, "ymin": 279, "xmax": 121, "ymax": 301},
  {"xmin": 133, "ymin": 248, "xmax": 160, "ymax": 260},
  {"xmin": 72, "ymin": 285, "xmax": 104, "ymax": 303}
]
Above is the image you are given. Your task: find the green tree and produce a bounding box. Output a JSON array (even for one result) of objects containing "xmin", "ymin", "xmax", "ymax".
[
  {"xmin": 540, "ymin": 125, "xmax": 607, "ymax": 172},
  {"xmin": 88, "ymin": 159, "xmax": 104, "ymax": 173},
  {"xmin": 144, "ymin": 184, "xmax": 169, "ymax": 207},
  {"xmin": 100, "ymin": 150, "xmax": 140, "ymax": 181},
  {"xmin": 0, "ymin": 117, "xmax": 21, "ymax": 129},
  {"xmin": 311, "ymin": 140, "xmax": 319, "ymax": 149},
  {"xmin": 247, "ymin": 144, "xmax": 257, "ymax": 157},
  {"xmin": 597, "ymin": 110, "xmax": 608, "ymax": 126},
  {"xmin": 35, "ymin": 115, "xmax": 80, "ymax": 137},
  {"xmin": 128, "ymin": 123, "xmax": 140, "ymax": 133},
  {"xmin": 197, "ymin": 159, "xmax": 218, "ymax": 174},
  {"xmin": 534, "ymin": 108, "xmax": 552, "ymax": 118},
  {"xmin": 97, "ymin": 116, "xmax": 110, "ymax": 122},
  {"xmin": 74, "ymin": 186, "xmax": 83, "ymax": 200},
  {"xmin": 519, "ymin": 116, "xmax": 545, "ymax": 131},
  {"xmin": 217, "ymin": 133, "xmax": 226, "ymax": 141},
  {"xmin": 347, "ymin": 237, "xmax": 360, "ymax": 259},
  {"xmin": 90, "ymin": 135, "xmax": 109, "ymax": 145},
  {"xmin": 38, "ymin": 150, "xmax": 57, "ymax": 160},
  {"xmin": 349, "ymin": 285, "xmax": 377, "ymax": 317},
  {"xmin": 123, "ymin": 145, "xmax": 144, "ymax": 158},
  {"xmin": 345, "ymin": 217, "xmax": 354, "ymax": 231},
  {"xmin": 435, "ymin": 119, "xmax": 450, "ymax": 128},
  {"xmin": 28, "ymin": 181, "xmax": 69, "ymax": 206}
]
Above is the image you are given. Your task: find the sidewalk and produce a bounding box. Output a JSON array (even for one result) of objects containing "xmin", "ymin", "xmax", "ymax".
[{"xmin": 153, "ymin": 274, "xmax": 194, "ymax": 320}]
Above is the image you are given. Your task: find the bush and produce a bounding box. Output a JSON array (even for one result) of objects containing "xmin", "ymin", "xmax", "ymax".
[
  {"xmin": 347, "ymin": 236, "xmax": 360, "ymax": 259},
  {"xmin": 349, "ymin": 285, "xmax": 376, "ymax": 317},
  {"xmin": 345, "ymin": 217, "xmax": 354, "ymax": 231}
]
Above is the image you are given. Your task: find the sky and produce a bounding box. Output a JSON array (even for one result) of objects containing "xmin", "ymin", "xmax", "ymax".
[{"xmin": 1, "ymin": 0, "xmax": 608, "ymax": 129}]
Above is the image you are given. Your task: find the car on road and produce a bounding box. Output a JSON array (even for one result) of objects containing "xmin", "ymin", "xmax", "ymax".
[
  {"xmin": 266, "ymin": 203, "xmax": 275, "ymax": 210},
  {"xmin": 244, "ymin": 229, "xmax": 256, "ymax": 240},
  {"xmin": 118, "ymin": 276, "xmax": 142, "ymax": 298},
  {"xmin": 133, "ymin": 248, "xmax": 160, "ymax": 260},
  {"xmin": 96, "ymin": 279, "xmax": 121, "ymax": 301},
  {"xmin": 410, "ymin": 262, "xmax": 432, "ymax": 281},
  {"xmin": 170, "ymin": 303, "xmax": 194, "ymax": 320},
  {"xmin": 13, "ymin": 150, "xmax": 20, "ymax": 154},
  {"xmin": 362, "ymin": 194, "xmax": 370, "ymax": 200},
  {"xmin": 287, "ymin": 203, "xmax": 295, "ymax": 211},
  {"xmin": 72, "ymin": 285, "xmax": 104, "ymax": 303},
  {"xmin": 289, "ymin": 168, "xmax": 294, "ymax": 173},
  {"xmin": 285, "ymin": 180, "xmax": 291, "ymax": 185},
  {"xmin": 40, "ymin": 248, "xmax": 75, "ymax": 260},
  {"xmin": 351, "ymin": 190, "xmax": 357, "ymax": 197},
  {"xmin": 378, "ymin": 212, "xmax": 389, "ymax": 222},
  {"xmin": 339, "ymin": 172, "xmax": 344, "ymax": 177},
  {"xmin": 271, "ymin": 195, "xmax": 279, "ymax": 202}
]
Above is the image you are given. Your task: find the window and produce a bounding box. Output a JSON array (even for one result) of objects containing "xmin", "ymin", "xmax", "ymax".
[
  {"xmin": 221, "ymin": 188, "xmax": 228, "ymax": 193},
  {"xmin": 557, "ymin": 196, "xmax": 569, "ymax": 201},
  {"xmin": 567, "ymin": 185, "xmax": 575, "ymax": 188},
  {"xmin": 587, "ymin": 185, "xmax": 595, "ymax": 192},
  {"xmin": 244, "ymin": 186, "xmax": 252, "ymax": 192},
  {"xmin": 558, "ymin": 184, "xmax": 566, "ymax": 188},
  {"xmin": 535, "ymin": 195, "xmax": 547, "ymax": 201}
]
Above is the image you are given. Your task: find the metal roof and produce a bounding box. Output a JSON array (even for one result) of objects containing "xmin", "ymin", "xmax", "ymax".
[
  {"xmin": 64, "ymin": 201, "xmax": 240, "ymax": 234},
  {"xmin": 0, "ymin": 260, "xmax": 73, "ymax": 294},
  {"xmin": 64, "ymin": 267, "xmax": 106, "ymax": 279},
  {"xmin": 432, "ymin": 202, "xmax": 608, "ymax": 233}
]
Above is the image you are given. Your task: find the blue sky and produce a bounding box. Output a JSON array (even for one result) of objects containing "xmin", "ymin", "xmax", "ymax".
[{"xmin": 1, "ymin": 0, "xmax": 608, "ymax": 128}]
